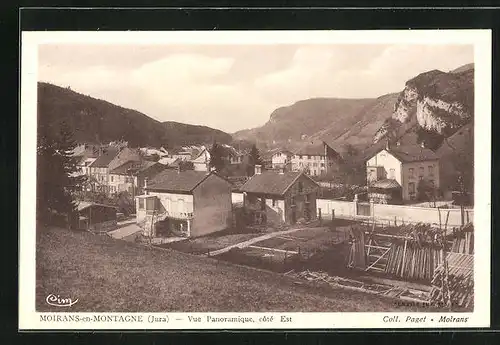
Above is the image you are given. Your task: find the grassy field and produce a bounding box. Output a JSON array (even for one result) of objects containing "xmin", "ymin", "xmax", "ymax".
[
  {"xmin": 36, "ymin": 227, "xmax": 424, "ymax": 312},
  {"xmin": 160, "ymin": 231, "xmax": 262, "ymax": 254}
]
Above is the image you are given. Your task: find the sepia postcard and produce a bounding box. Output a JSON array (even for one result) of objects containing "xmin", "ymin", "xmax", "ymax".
[{"xmin": 20, "ymin": 29, "xmax": 491, "ymax": 330}]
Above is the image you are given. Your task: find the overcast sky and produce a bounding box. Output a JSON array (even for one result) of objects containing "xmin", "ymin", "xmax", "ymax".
[{"xmin": 38, "ymin": 44, "xmax": 473, "ymax": 133}]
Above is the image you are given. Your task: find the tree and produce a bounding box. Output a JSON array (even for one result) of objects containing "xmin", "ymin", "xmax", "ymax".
[
  {"xmin": 37, "ymin": 121, "xmax": 85, "ymax": 226},
  {"xmin": 209, "ymin": 140, "xmax": 225, "ymax": 173},
  {"xmin": 249, "ymin": 144, "xmax": 263, "ymax": 166},
  {"xmin": 417, "ymin": 178, "xmax": 439, "ymax": 206}
]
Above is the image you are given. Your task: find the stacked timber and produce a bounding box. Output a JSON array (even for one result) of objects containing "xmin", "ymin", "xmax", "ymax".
[
  {"xmin": 384, "ymin": 241, "xmax": 442, "ymax": 281},
  {"xmin": 450, "ymin": 223, "xmax": 474, "ymax": 254},
  {"xmin": 429, "ymin": 251, "xmax": 474, "ymax": 309}
]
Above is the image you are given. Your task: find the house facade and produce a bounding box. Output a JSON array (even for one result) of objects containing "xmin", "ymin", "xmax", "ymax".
[
  {"xmin": 291, "ymin": 142, "xmax": 342, "ymax": 177},
  {"xmin": 108, "ymin": 161, "xmax": 166, "ymax": 196},
  {"xmin": 87, "ymin": 147, "xmax": 142, "ymax": 194},
  {"xmin": 366, "ymin": 142, "xmax": 440, "ymax": 202},
  {"xmin": 240, "ymin": 166, "xmax": 319, "ymax": 226},
  {"xmin": 135, "ymin": 170, "xmax": 232, "ymax": 238},
  {"xmin": 192, "ymin": 148, "xmax": 211, "ymax": 171},
  {"xmin": 271, "ymin": 150, "xmax": 293, "ymax": 170}
]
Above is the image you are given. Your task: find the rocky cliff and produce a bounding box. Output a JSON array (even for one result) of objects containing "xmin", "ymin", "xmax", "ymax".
[{"xmin": 373, "ymin": 68, "xmax": 474, "ymax": 145}]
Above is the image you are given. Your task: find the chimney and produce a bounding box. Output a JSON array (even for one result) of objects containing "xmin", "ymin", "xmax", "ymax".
[
  {"xmin": 420, "ymin": 141, "xmax": 425, "ymax": 148},
  {"xmin": 385, "ymin": 139, "xmax": 390, "ymax": 151},
  {"xmin": 177, "ymin": 164, "xmax": 182, "ymax": 174},
  {"xmin": 255, "ymin": 164, "xmax": 262, "ymax": 175},
  {"xmin": 396, "ymin": 140, "xmax": 401, "ymax": 146}
]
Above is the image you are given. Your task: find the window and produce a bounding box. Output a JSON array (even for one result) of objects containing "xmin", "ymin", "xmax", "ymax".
[
  {"xmin": 272, "ymin": 199, "xmax": 277, "ymax": 207},
  {"xmin": 429, "ymin": 180, "xmax": 435, "ymax": 187},
  {"xmin": 305, "ymin": 194, "xmax": 310, "ymax": 203},
  {"xmin": 428, "ymin": 165, "xmax": 434, "ymax": 176},
  {"xmin": 408, "ymin": 182, "xmax": 416, "ymax": 194},
  {"xmin": 419, "ymin": 167, "xmax": 424, "ymax": 176},
  {"xmin": 138, "ymin": 199, "xmax": 145, "ymax": 210},
  {"xmin": 146, "ymin": 197, "xmax": 156, "ymax": 211},
  {"xmin": 110, "ymin": 176, "xmax": 114, "ymax": 182},
  {"xmin": 291, "ymin": 196, "xmax": 296, "ymax": 206},
  {"xmin": 409, "ymin": 168, "xmax": 414, "ymax": 178},
  {"xmin": 321, "ymin": 163, "xmax": 325, "ymax": 167},
  {"xmin": 298, "ymin": 181, "xmax": 303, "ymax": 193},
  {"xmin": 389, "ymin": 168, "xmax": 395, "ymax": 179}
]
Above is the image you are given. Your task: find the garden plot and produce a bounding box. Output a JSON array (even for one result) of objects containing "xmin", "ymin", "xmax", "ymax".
[{"xmin": 218, "ymin": 227, "xmax": 351, "ymax": 273}]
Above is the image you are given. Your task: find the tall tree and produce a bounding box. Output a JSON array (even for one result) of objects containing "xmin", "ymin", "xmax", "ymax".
[
  {"xmin": 209, "ymin": 140, "xmax": 225, "ymax": 173},
  {"xmin": 249, "ymin": 144, "xmax": 263, "ymax": 166},
  {"xmin": 37, "ymin": 121, "xmax": 84, "ymax": 226}
]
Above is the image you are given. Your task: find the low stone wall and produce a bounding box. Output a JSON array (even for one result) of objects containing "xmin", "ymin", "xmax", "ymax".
[{"xmin": 316, "ymin": 198, "xmax": 473, "ymax": 227}]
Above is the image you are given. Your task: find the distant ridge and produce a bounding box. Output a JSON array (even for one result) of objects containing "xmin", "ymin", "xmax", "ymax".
[{"xmin": 37, "ymin": 82, "xmax": 232, "ymax": 148}]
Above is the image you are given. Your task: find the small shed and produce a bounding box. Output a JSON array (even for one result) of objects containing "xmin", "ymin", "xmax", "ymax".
[
  {"xmin": 76, "ymin": 202, "xmax": 118, "ymax": 231},
  {"xmin": 368, "ymin": 179, "xmax": 402, "ymax": 204}
]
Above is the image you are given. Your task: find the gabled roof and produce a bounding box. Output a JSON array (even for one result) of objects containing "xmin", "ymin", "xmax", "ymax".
[
  {"xmin": 89, "ymin": 147, "xmax": 120, "ymax": 168},
  {"xmin": 370, "ymin": 179, "xmax": 401, "ymax": 189},
  {"xmin": 294, "ymin": 142, "xmax": 326, "ymax": 156},
  {"xmin": 240, "ymin": 171, "xmax": 317, "ymax": 196},
  {"xmin": 146, "ymin": 170, "xmax": 224, "ymax": 193},
  {"xmin": 110, "ymin": 160, "xmax": 158, "ymax": 175},
  {"xmin": 77, "ymin": 201, "xmax": 118, "ymax": 211},
  {"xmin": 387, "ymin": 144, "xmax": 439, "ymax": 163}
]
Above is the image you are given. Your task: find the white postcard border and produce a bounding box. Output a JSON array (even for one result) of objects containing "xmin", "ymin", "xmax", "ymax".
[{"xmin": 20, "ymin": 29, "xmax": 492, "ymax": 330}]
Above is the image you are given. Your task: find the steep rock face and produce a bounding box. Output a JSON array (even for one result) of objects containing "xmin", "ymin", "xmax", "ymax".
[{"xmin": 373, "ymin": 68, "xmax": 474, "ymax": 144}]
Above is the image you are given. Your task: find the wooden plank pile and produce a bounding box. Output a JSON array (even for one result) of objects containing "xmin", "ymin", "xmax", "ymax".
[
  {"xmin": 430, "ymin": 252, "xmax": 474, "ymax": 308},
  {"xmin": 384, "ymin": 242, "xmax": 442, "ymax": 281},
  {"xmin": 284, "ymin": 270, "xmax": 429, "ymax": 303},
  {"xmin": 450, "ymin": 223, "xmax": 474, "ymax": 254},
  {"xmin": 429, "ymin": 223, "xmax": 474, "ymax": 309}
]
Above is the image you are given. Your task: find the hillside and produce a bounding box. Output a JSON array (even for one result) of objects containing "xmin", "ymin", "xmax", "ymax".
[
  {"xmin": 373, "ymin": 66, "xmax": 474, "ymax": 148},
  {"xmin": 37, "ymin": 82, "xmax": 232, "ymax": 148},
  {"xmin": 233, "ymin": 98, "xmax": 374, "ymax": 148},
  {"xmin": 234, "ymin": 63, "xmax": 474, "ymax": 155}
]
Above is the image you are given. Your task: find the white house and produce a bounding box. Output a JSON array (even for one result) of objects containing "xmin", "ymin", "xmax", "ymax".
[
  {"xmin": 366, "ymin": 141, "xmax": 440, "ymax": 202},
  {"xmin": 291, "ymin": 141, "xmax": 341, "ymax": 176},
  {"xmin": 192, "ymin": 148, "xmax": 211, "ymax": 171},
  {"xmin": 271, "ymin": 149, "xmax": 293, "ymax": 170}
]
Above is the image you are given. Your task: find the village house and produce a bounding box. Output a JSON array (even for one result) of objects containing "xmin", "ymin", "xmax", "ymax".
[
  {"xmin": 135, "ymin": 169, "xmax": 233, "ymax": 238},
  {"xmin": 108, "ymin": 160, "xmax": 167, "ymax": 196},
  {"xmin": 169, "ymin": 146, "xmax": 204, "ymax": 161},
  {"xmin": 239, "ymin": 165, "xmax": 320, "ymax": 226},
  {"xmin": 87, "ymin": 147, "xmax": 142, "ymax": 194},
  {"xmin": 365, "ymin": 141, "xmax": 440, "ymax": 203},
  {"xmin": 291, "ymin": 141, "xmax": 342, "ymax": 177},
  {"xmin": 191, "ymin": 148, "xmax": 211, "ymax": 171},
  {"xmin": 271, "ymin": 149, "xmax": 293, "ymax": 170}
]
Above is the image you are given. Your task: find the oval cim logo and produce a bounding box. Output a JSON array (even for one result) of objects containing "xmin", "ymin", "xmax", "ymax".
[{"xmin": 45, "ymin": 294, "xmax": 79, "ymax": 307}]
